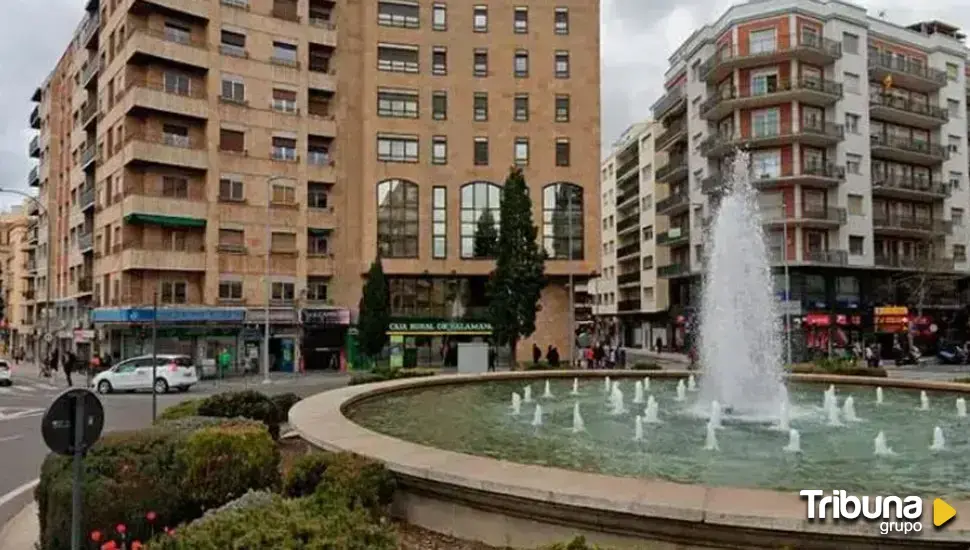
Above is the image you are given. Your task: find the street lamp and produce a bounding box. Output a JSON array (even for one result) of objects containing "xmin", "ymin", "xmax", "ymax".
[
  {"xmin": 263, "ymin": 175, "xmax": 291, "ymax": 384},
  {"xmin": 0, "ymin": 187, "xmax": 53, "ymax": 372}
]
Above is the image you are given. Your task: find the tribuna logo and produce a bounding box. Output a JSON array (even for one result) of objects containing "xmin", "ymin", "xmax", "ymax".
[{"xmin": 800, "ymin": 490, "xmax": 923, "ymax": 535}]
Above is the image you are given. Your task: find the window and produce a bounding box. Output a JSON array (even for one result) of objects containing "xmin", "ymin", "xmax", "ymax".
[
  {"xmin": 749, "ymin": 29, "xmax": 776, "ymax": 54},
  {"xmin": 160, "ymin": 281, "xmax": 187, "ymax": 304},
  {"xmin": 949, "ymin": 135, "xmax": 961, "ymax": 155},
  {"xmin": 750, "ymin": 150, "xmax": 781, "ymax": 178},
  {"xmin": 846, "ymin": 153, "xmax": 861, "ymax": 174},
  {"xmin": 308, "ymin": 182, "xmax": 329, "ymax": 209},
  {"xmin": 432, "ymin": 3, "xmax": 446, "ymax": 30},
  {"xmin": 842, "ymin": 32, "xmax": 858, "ymax": 54},
  {"xmin": 271, "ymin": 41, "xmax": 297, "ymax": 66},
  {"xmin": 307, "ymin": 231, "xmax": 328, "ymax": 254},
  {"xmin": 377, "ymin": 179, "xmax": 419, "ymax": 258},
  {"xmin": 751, "ymin": 108, "xmax": 780, "ymax": 137},
  {"xmin": 306, "ymin": 278, "xmax": 328, "ymax": 301},
  {"xmin": 848, "ymin": 194, "xmax": 863, "ymax": 215},
  {"xmin": 162, "ymin": 176, "xmax": 188, "ymax": 198},
  {"xmin": 950, "ymin": 171, "xmax": 963, "ymax": 189},
  {"xmin": 542, "ymin": 183, "xmax": 584, "ymax": 260},
  {"xmin": 849, "ymin": 236, "xmax": 864, "ymax": 256},
  {"xmin": 220, "ymin": 30, "xmax": 246, "ymax": 57},
  {"xmin": 163, "ymin": 72, "xmax": 190, "ymax": 95},
  {"xmin": 555, "ymin": 138, "xmax": 571, "ymax": 166},
  {"xmin": 951, "ymin": 208, "xmax": 964, "ymax": 226},
  {"xmin": 514, "ymin": 50, "xmax": 529, "ymax": 77},
  {"xmin": 432, "ymin": 47, "xmax": 447, "ymax": 75},
  {"xmin": 431, "ymin": 136, "xmax": 447, "ymax": 164},
  {"xmin": 473, "ymin": 137, "xmax": 489, "ymax": 166},
  {"xmin": 460, "ymin": 181, "xmax": 501, "ymax": 258},
  {"xmin": 513, "ymin": 94, "xmax": 529, "ymax": 121},
  {"xmin": 219, "ymin": 176, "xmax": 244, "ymax": 201},
  {"xmin": 843, "ymin": 72, "xmax": 860, "ymax": 93},
  {"xmin": 555, "ymin": 94, "xmax": 570, "ymax": 122},
  {"xmin": 955, "ymin": 244, "xmax": 967, "ymax": 263},
  {"xmin": 947, "ymin": 63, "xmax": 959, "ymax": 81},
  {"xmin": 514, "ymin": 137, "xmax": 529, "ymax": 166},
  {"xmin": 377, "ymin": 89, "xmax": 419, "ymax": 118},
  {"xmin": 473, "ymin": 92, "xmax": 488, "ymax": 121},
  {"xmin": 432, "ymin": 91, "xmax": 447, "ymax": 120},
  {"xmin": 164, "ymin": 22, "xmax": 191, "ymax": 44},
  {"xmin": 218, "ymin": 280, "xmax": 243, "ymax": 301},
  {"xmin": 308, "ymin": 137, "xmax": 331, "ymax": 165},
  {"xmin": 271, "ymin": 281, "xmax": 296, "ymax": 302},
  {"xmin": 432, "ymin": 187, "xmax": 447, "ymax": 258},
  {"xmin": 948, "ymin": 99, "xmax": 961, "ymax": 119},
  {"xmin": 272, "ymin": 88, "xmax": 297, "ymax": 113},
  {"xmin": 642, "ymin": 226, "xmax": 653, "ymax": 240},
  {"xmin": 554, "ymin": 51, "xmax": 570, "ymax": 78},
  {"xmin": 554, "ymin": 7, "xmax": 569, "ymax": 34},
  {"xmin": 271, "ymin": 183, "xmax": 296, "ymax": 205},
  {"xmin": 844, "ymin": 113, "xmax": 859, "ymax": 134},
  {"xmin": 642, "ymin": 256, "xmax": 653, "ymax": 270},
  {"xmin": 514, "ymin": 7, "xmax": 528, "ymax": 33},
  {"xmin": 473, "ymin": 49, "xmax": 489, "ymax": 77},
  {"xmin": 473, "ymin": 5, "xmax": 488, "ymax": 32},
  {"xmin": 377, "ymin": 134, "xmax": 419, "ymax": 162},
  {"xmin": 378, "ymin": 1, "xmax": 419, "ymax": 28},
  {"xmin": 162, "ymin": 124, "xmax": 189, "ymax": 147},
  {"xmin": 272, "ymin": 136, "xmax": 297, "ymax": 161},
  {"xmin": 377, "ymin": 45, "xmax": 419, "ymax": 73},
  {"xmin": 220, "ymin": 74, "xmax": 245, "ymax": 103}
]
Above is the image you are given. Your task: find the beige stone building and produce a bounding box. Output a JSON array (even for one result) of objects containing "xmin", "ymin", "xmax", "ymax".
[
  {"xmin": 0, "ymin": 206, "xmax": 33, "ymax": 357},
  {"xmin": 28, "ymin": 0, "xmax": 600, "ymax": 368}
]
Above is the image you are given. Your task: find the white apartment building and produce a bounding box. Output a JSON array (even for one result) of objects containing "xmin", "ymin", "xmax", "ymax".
[
  {"xmin": 591, "ymin": 120, "xmax": 672, "ymax": 347},
  {"xmin": 643, "ymin": 0, "xmax": 970, "ymax": 349}
]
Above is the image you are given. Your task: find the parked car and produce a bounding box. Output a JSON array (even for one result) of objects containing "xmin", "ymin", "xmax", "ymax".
[
  {"xmin": 0, "ymin": 360, "xmax": 10, "ymax": 386},
  {"xmin": 91, "ymin": 354, "xmax": 198, "ymax": 394}
]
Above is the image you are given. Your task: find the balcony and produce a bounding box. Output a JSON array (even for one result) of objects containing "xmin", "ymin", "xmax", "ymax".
[
  {"xmin": 872, "ymin": 174, "xmax": 949, "ymax": 201},
  {"xmin": 658, "ymin": 263, "xmax": 692, "ymax": 278},
  {"xmin": 868, "ymin": 53, "xmax": 947, "ymax": 93},
  {"xmin": 29, "ymin": 105, "xmax": 40, "ymax": 129},
  {"xmin": 307, "ymin": 152, "xmax": 336, "ymax": 182},
  {"xmin": 28, "ymin": 226, "xmax": 38, "ymax": 244},
  {"xmin": 308, "ymin": 69, "xmax": 337, "ymax": 92},
  {"xmin": 28, "ymin": 135, "xmax": 39, "ymax": 158},
  {"xmin": 22, "ymin": 289, "xmax": 35, "ymax": 300},
  {"xmin": 307, "ymin": 254, "xmax": 335, "ymax": 276},
  {"xmin": 655, "ymin": 119, "xmax": 687, "ymax": 151},
  {"xmin": 123, "ymin": 130, "xmax": 208, "ymax": 171},
  {"xmin": 126, "ymin": 20, "xmax": 209, "ymax": 69},
  {"xmin": 28, "ymin": 166, "xmax": 39, "ymax": 187},
  {"xmin": 617, "ymin": 300, "xmax": 642, "ymax": 313},
  {"xmin": 78, "ymin": 276, "xmax": 93, "ymax": 294},
  {"xmin": 615, "ymin": 186, "xmax": 638, "ymax": 207},
  {"xmin": 616, "ymin": 242, "xmax": 641, "ymax": 259},
  {"xmin": 869, "ymin": 134, "xmax": 948, "ymax": 166},
  {"xmin": 80, "ymin": 57, "xmax": 101, "ymax": 88},
  {"xmin": 869, "ymin": 93, "xmax": 948, "ymax": 129},
  {"xmin": 78, "ymin": 231, "xmax": 94, "ymax": 253},
  {"xmin": 79, "ymin": 102, "xmax": 99, "ymax": 129},
  {"xmin": 615, "ymin": 215, "xmax": 640, "ymax": 234},
  {"xmin": 701, "ymin": 78, "xmax": 842, "ymax": 121},
  {"xmin": 121, "ymin": 246, "xmax": 207, "ymax": 272},
  {"xmin": 79, "ymin": 13, "xmax": 100, "ymax": 48},
  {"xmin": 803, "ymin": 249, "xmax": 849, "ymax": 266},
  {"xmin": 123, "ymin": 193, "xmax": 208, "ymax": 223},
  {"xmin": 307, "ymin": 207, "xmax": 337, "ymax": 230},
  {"xmin": 617, "ymin": 272, "xmax": 641, "ymax": 286},
  {"xmin": 764, "ymin": 206, "xmax": 846, "ymax": 228},
  {"xmin": 80, "ymin": 144, "xmax": 97, "ymax": 169},
  {"xmin": 655, "ymin": 155, "xmax": 688, "ymax": 184},
  {"xmin": 703, "ymin": 163, "xmax": 845, "ymax": 194},
  {"xmin": 124, "ymin": 78, "xmax": 208, "ymax": 120},
  {"xmin": 656, "ymin": 190, "xmax": 689, "ymax": 216},
  {"xmin": 875, "ymin": 255, "xmax": 954, "ymax": 272},
  {"xmin": 700, "ymin": 33, "xmax": 841, "ymax": 83},
  {"xmin": 701, "ymin": 122, "xmax": 844, "ymax": 158},
  {"xmin": 872, "ymin": 214, "xmax": 950, "ymax": 238},
  {"xmin": 141, "ymin": 0, "xmax": 211, "ymax": 20},
  {"xmin": 80, "ymin": 186, "xmax": 96, "ymax": 211},
  {"xmin": 657, "ymin": 226, "xmax": 690, "ymax": 247},
  {"xmin": 652, "ymin": 84, "xmax": 687, "ymax": 121}
]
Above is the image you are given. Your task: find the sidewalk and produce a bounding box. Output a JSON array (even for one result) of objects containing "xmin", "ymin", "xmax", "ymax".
[
  {"xmin": 622, "ymin": 348, "xmax": 689, "ymax": 366},
  {"xmin": 0, "ymin": 502, "xmax": 36, "ymax": 550}
]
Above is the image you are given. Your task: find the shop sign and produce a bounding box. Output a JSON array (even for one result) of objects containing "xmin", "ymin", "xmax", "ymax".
[
  {"xmin": 73, "ymin": 329, "xmax": 95, "ymax": 343},
  {"xmin": 91, "ymin": 307, "xmax": 246, "ymax": 324},
  {"xmin": 875, "ymin": 306, "xmax": 908, "ymax": 326},
  {"xmin": 387, "ymin": 321, "xmax": 493, "ymax": 334},
  {"xmin": 302, "ymin": 308, "xmax": 351, "ymax": 326},
  {"xmin": 245, "ymin": 308, "xmax": 298, "ymax": 325}
]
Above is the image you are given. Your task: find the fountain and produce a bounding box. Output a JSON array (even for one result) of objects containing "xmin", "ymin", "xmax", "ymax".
[
  {"xmin": 543, "ymin": 380, "xmax": 554, "ymax": 399},
  {"xmin": 643, "ymin": 396, "xmax": 661, "ymax": 424},
  {"xmin": 703, "ymin": 421, "xmax": 719, "ymax": 451},
  {"xmin": 633, "ymin": 381, "xmax": 645, "ymax": 404},
  {"xmin": 612, "ymin": 381, "xmax": 621, "ymax": 395},
  {"xmin": 609, "ymin": 386, "xmax": 626, "ymax": 415},
  {"xmin": 823, "ymin": 387, "xmax": 837, "ymax": 416},
  {"xmin": 531, "ymin": 404, "xmax": 543, "ymax": 427},
  {"xmin": 783, "ymin": 429, "xmax": 801, "ymax": 453},
  {"xmin": 571, "ymin": 378, "xmax": 579, "ymax": 396},
  {"xmin": 920, "ymin": 391, "xmax": 930, "ymax": 411},
  {"xmin": 687, "ymin": 375, "xmax": 698, "ymax": 392},
  {"xmin": 643, "ymin": 377, "xmax": 650, "ymax": 391},
  {"xmin": 958, "ymin": 398, "xmax": 967, "ymax": 418},
  {"xmin": 777, "ymin": 400, "xmax": 790, "ymax": 431},
  {"xmin": 842, "ymin": 396, "xmax": 859, "ymax": 422},
  {"xmin": 930, "ymin": 426, "xmax": 946, "ymax": 451},
  {"xmin": 697, "ymin": 152, "xmax": 786, "ymax": 418},
  {"xmin": 603, "ymin": 377, "xmax": 611, "ymax": 395},
  {"xmin": 523, "ymin": 385, "xmax": 533, "ymax": 403},
  {"xmin": 709, "ymin": 401, "xmax": 722, "ymax": 429},
  {"xmin": 571, "ymin": 403, "xmax": 585, "ymax": 433},
  {"xmin": 510, "ymin": 392, "xmax": 522, "ymax": 415},
  {"xmin": 876, "ymin": 387, "xmax": 884, "ymax": 405},
  {"xmin": 675, "ymin": 380, "xmax": 687, "ymax": 402},
  {"xmin": 874, "ymin": 431, "xmax": 894, "ymax": 456},
  {"xmin": 634, "ymin": 415, "xmax": 644, "ymax": 441},
  {"xmin": 827, "ymin": 399, "xmax": 842, "ymax": 427}
]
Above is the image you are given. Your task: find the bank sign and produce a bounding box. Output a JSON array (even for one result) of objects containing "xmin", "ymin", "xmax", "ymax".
[{"xmin": 387, "ymin": 321, "xmax": 493, "ymax": 334}]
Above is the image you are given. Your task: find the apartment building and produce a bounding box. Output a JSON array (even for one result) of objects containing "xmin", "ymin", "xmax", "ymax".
[
  {"xmin": 640, "ymin": 0, "xmax": 970, "ymax": 348},
  {"xmin": 28, "ymin": 0, "xmax": 600, "ymax": 367},
  {"xmin": 0, "ymin": 206, "xmax": 36, "ymax": 357},
  {"xmin": 591, "ymin": 120, "xmax": 671, "ymax": 347}
]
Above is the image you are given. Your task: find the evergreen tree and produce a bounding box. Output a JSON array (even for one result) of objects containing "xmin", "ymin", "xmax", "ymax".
[
  {"xmin": 357, "ymin": 257, "xmax": 391, "ymax": 362},
  {"xmin": 473, "ymin": 210, "xmax": 499, "ymax": 258},
  {"xmin": 487, "ymin": 167, "xmax": 546, "ymax": 361}
]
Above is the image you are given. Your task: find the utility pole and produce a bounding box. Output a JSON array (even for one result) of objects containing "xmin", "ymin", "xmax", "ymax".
[{"xmin": 150, "ymin": 289, "xmax": 158, "ymax": 422}]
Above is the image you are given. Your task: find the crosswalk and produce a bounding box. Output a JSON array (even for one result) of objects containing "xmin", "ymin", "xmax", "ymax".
[{"xmin": 0, "ymin": 379, "xmax": 67, "ymax": 397}]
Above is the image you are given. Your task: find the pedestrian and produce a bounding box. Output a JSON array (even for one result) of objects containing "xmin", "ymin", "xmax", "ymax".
[
  {"xmin": 547, "ymin": 346, "xmax": 560, "ymax": 368},
  {"xmin": 488, "ymin": 343, "xmax": 497, "ymax": 372},
  {"xmin": 63, "ymin": 350, "xmax": 76, "ymax": 387},
  {"xmin": 47, "ymin": 348, "xmax": 59, "ymax": 380},
  {"xmin": 532, "ymin": 343, "xmax": 541, "ymax": 366},
  {"xmin": 617, "ymin": 347, "xmax": 626, "ymax": 369},
  {"xmin": 655, "ymin": 337, "xmax": 663, "ymax": 353}
]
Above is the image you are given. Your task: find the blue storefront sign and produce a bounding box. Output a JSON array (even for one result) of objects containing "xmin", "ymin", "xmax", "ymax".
[{"xmin": 91, "ymin": 307, "xmax": 246, "ymax": 324}]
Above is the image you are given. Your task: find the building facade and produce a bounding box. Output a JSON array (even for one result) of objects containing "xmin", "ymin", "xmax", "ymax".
[
  {"xmin": 0, "ymin": 206, "xmax": 35, "ymax": 357},
  {"xmin": 27, "ymin": 0, "xmax": 600, "ymax": 368},
  {"xmin": 645, "ymin": 0, "xmax": 970, "ymax": 353}
]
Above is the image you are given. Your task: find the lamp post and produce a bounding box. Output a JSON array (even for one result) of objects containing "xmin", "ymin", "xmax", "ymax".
[
  {"xmin": 263, "ymin": 176, "xmax": 290, "ymax": 384},
  {"xmin": 0, "ymin": 187, "xmax": 53, "ymax": 372}
]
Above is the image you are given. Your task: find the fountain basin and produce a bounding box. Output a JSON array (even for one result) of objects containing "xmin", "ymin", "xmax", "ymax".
[{"xmin": 290, "ymin": 371, "xmax": 970, "ymax": 549}]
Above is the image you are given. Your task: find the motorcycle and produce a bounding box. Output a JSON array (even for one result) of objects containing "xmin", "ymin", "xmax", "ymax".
[
  {"xmin": 937, "ymin": 344, "xmax": 967, "ymax": 365},
  {"xmin": 895, "ymin": 346, "xmax": 922, "ymax": 366}
]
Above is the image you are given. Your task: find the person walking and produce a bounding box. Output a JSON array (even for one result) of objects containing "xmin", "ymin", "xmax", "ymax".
[
  {"xmin": 63, "ymin": 350, "xmax": 76, "ymax": 387},
  {"xmin": 532, "ymin": 343, "xmax": 541, "ymax": 366},
  {"xmin": 218, "ymin": 347, "xmax": 232, "ymax": 379}
]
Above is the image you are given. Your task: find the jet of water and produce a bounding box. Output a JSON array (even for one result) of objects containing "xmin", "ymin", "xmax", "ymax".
[
  {"xmin": 687, "ymin": 375, "xmax": 698, "ymax": 392},
  {"xmin": 643, "ymin": 395, "xmax": 661, "ymax": 424},
  {"xmin": 571, "ymin": 378, "xmax": 579, "ymax": 396},
  {"xmin": 957, "ymin": 397, "xmax": 967, "ymax": 418},
  {"xmin": 920, "ymin": 391, "xmax": 930, "ymax": 411},
  {"xmin": 930, "ymin": 426, "xmax": 946, "ymax": 451},
  {"xmin": 842, "ymin": 396, "xmax": 859, "ymax": 422},
  {"xmin": 675, "ymin": 380, "xmax": 687, "ymax": 402},
  {"xmin": 876, "ymin": 387, "xmax": 884, "ymax": 405},
  {"xmin": 709, "ymin": 400, "xmax": 722, "ymax": 428},
  {"xmin": 697, "ymin": 151, "xmax": 785, "ymax": 417},
  {"xmin": 510, "ymin": 392, "xmax": 521, "ymax": 415},
  {"xmin": 634, "ymin": 415, "xmax": 644, "ymax": 441},
  {"xmin": 531, "ymin": 404, "xmax": 543, "ymax": 427},
  {"xmin": 633, "ymin": 380, "xmax": 645, "ymax": 404},
  {"xmin": 604, "ymin": 376, "xmax": 611, "ymax": 395},
  {"xmin": 609, "ymin": 386, "xmax": 626, "ymax": 415},
  {"xmin": 523, "ymin": 385, "xmax": 533, "ymax": 403},
  {"xmin": 703, "ymin": 421, "xmax": 719, "ymax": 451},
  {"xmin": 783, "ymin": 428, "xmax": 801, "ymax": 453},
  {"xmin": 827, "ymin": 401, "xmax": 842, "ymax": 427},
  {"xmin": 571, "ymin": 402, "xmax": 585, "ymax": 433},
  {"xmin": 874, "ymin": 431, "xmax": 894, "ymax": 456},
  {"xmin": 777, "ymin": 400, "xmax": 790, "ymax": 431},
  {"xmin": 543, "ymin": 380, "xmax": 554, "ymax": 399},
  {"xmin": 643, "ymin": 376, "xmax": 650, "ymax": 391}
]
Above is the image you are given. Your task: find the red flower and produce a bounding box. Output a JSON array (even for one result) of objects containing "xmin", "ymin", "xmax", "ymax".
[
  {"xmin": 131, "ymin": 541, "xmax": 144, "ymax": 550},
  {"xmin": 101, "ymin": 542, "xmax": 118, "ymax": 550},
  {"xmin": 168, "ymin": 528, "xmax": 176, "ymax": 537},
  {"xmin": 90, "ymin": 530, "xmax": 102, "ymax": 542},
  {"xmin": 115, "ymin": 523, "xmax": 127, "ymax": 535},
  {"xmin": 146, "ymin": 511, "xmax": 157, "ymax": 522}
]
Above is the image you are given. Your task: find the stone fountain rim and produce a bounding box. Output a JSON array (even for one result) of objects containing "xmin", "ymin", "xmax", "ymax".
[{"xmin": 289, "ymin": 370, "xmax": 970, "ymax": 543}]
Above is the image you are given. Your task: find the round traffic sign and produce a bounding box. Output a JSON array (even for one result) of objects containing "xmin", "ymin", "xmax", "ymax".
[{"xmin": 41, "ymin": 388, "xmax": 105, "ymax": 456}]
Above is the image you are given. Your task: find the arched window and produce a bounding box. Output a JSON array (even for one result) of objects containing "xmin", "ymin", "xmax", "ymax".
[
  {"xmin": 542, "ymin": 183, "xmax": 584, "ymax": 260},
  {"xmin": 377, "ymin": 179, "xmax": 419, "ymax": 258},
  {"xmin": 460, "ymin": 181, "xmax": 502, "ymax": 258}
]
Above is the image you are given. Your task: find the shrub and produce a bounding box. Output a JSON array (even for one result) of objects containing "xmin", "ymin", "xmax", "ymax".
[
  {"xmin": 517, "ymin": 361, "xmax": 564, "ymax": 371},
  {"xmin": 631, "ymin": 362, "xmax": 662, "ymax": 371},
  {"xmin": 196, "ymin": 390, "xmax": 283, "ymax": 439},
  {"xmin": 270, "ymin": 392, "xmax": 302, "ymax": 421},
  {"xmin": 175, "ymin": 421, "xmax": 281, "ymax": 515},
  {"xmin": 952, "ymin": 377, "xmax": 970, "ymax": 384},
  {"xmin": 348, "ymin": 367, "xmax": 437, "ymax": 386},
  {"xmin": 157, "ymin": 399, "xmax": 201, "ymax": 421},
  {"xmin": 145, "ymin": 494, "xmax": 397, "ymax": 550},
  {"xmin": 789, "ymin": 364, "xmax": 888, "ymax": 378},
  {"xmin": 158, "ymin": 416, "xmax": 237, "ymax": 433},
  {"xmin": 313, "ymin": 452, "xmax": 397, "ymax": 514},
  {"xmin": 283, "ymin": 452, "xmax": 331, "ymax": 498}
]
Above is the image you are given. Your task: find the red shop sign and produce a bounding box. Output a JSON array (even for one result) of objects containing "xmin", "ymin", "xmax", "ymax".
[{"xmin": 804, "ymin": 313, "xmax": 830, "ymax": 326}]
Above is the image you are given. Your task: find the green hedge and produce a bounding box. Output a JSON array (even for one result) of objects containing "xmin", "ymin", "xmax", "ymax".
[
  {"xmin": 313, "ymin": 452, "xmax": 396, "ymax": 514},
  {"xmin": 157, "ymin": 399, "xmax": 202, "ymax": 421},
  {"xmin": 282, "ymin": 452, "xmax": 331, "ymax": 498},
  {"xmin": 196, "ymin": 390, "xmax": 284, "ymax": 439},
  {"xmin": 270, "ymin": 392, "xmax": 302, "ymax": 421},
  {"xmin": 789, "ymin": 363, "xmax": 888, "ymax": 378},
  {"xmin": 348, "ymin": 367, "xmax": 438, "ymax": 386}
]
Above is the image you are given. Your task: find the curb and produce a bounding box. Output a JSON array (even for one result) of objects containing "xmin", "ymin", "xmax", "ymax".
[{"xmin": 0, "ymin": 501, "xmax": 37, "ymax": 550}]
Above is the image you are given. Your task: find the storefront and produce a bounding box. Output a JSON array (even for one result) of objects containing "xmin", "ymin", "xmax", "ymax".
[
  {"xmin": 244, "ymin": 308, "xmax": 300, "ymax": 373},
  {"xmin": 302, "ymin": 307, "xmax": 352, "ymax": 371},
  {"xmin": 801, "ymin": 312, "xmax": 863, "ymax": 356},
  {"xmin": 387, "ymin": 319, "xmax": 492, "ymax": 368}
]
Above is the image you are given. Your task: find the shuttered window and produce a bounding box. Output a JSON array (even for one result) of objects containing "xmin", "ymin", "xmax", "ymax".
[{"xmin": 220, "ymin": 129, "xmax": 245, "ymax": 152}]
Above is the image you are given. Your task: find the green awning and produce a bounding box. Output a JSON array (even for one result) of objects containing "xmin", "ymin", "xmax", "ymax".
[
  {"xmin": 124, "ymin": 213, "xmax": 206, "ymax": 228},
  {"xmin": 308, "ymin": 227, "xmax": 333, "ymax": 236}
]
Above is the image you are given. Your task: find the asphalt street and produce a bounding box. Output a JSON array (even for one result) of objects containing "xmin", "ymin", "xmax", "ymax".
[{"xmin": 0, "ymin": 366, "xmax": 349, "ymax": 528}]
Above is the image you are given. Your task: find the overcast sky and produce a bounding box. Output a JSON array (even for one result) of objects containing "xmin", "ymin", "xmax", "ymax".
[{"xmin": 1, "ymin": 0, "xmax": 968, "ymax": 210}]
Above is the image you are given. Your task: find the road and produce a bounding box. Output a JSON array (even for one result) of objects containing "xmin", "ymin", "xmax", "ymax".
[{"xmin": 0, "ymin": 367, "xmax": 350, "ymax": 528}]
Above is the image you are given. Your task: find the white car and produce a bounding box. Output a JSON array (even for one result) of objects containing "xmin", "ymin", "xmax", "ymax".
[
  {"xmin": 91, "ymin": 354, "xmax": 198, "ymax": 394},
  {"xmin": 0, "ymin": 360, "xmax": 10, "ymax": 386}
]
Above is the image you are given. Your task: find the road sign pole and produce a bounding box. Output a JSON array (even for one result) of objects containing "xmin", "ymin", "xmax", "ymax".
[{"xmin": 70, "ymin": 395, "xmax": 85, "ymax": 550}]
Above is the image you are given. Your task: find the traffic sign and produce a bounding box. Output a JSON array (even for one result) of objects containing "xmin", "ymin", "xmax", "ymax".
[{"xmin": 41, "ymin": 388, "xmax": 104, "ymax": 456}]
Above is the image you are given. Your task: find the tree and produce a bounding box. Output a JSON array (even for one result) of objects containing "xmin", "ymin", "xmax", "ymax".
[
  {"xmin": 357, "ymin": 257, "xmax": 391, "ymax": 363},
  {"xmin": 487, "ymin": 167, "xmax": 546, "ymax": 362},
  {"xmin": 473, "ymin": 210, "xmax": 498, "ymax": 258}
]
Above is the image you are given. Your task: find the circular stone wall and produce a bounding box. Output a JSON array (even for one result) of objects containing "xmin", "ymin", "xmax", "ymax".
[{"xmin": 289, "ymin": 371, "xmax": 970, "ymax": 549}]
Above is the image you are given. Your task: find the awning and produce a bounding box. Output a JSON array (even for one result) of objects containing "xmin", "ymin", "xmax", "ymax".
[
  {"xmin": 124, "ymin": 213, "xmax": 206, "ymax": 228},
  {"xmin": 308, "ymin": 227, "xmax": 333, "ymax": 236}
]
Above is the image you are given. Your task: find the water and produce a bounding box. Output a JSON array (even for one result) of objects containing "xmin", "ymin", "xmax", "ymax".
[
  {"xmin": 531, "ymin": 404, "xmax": 543, "ymax": 427},
  {"xmin": 958, "ymin": 398, "xmax": 967, "ymax": 418},
  {"xmin": 930, "ymin": 426, "xmax": 946, "ymax": 451},
  {"xmin": 698, "ymin": 152, "xmax": 786, "ymax": 418},
  {"xmin": 511, "ymin": 392, "xmax": 521, "ymax": 415},
  {"xmin": 633, "ymin": 381, "xmax": 645, "ymax": 404},
  {"xmin": 643, "ymin": 395, "xmax": 661, "ymax": 424},
  {"xmin": 703, "ymin": 421, "xmax": 719, "ymax": 451},
  {"xmin": 643, "ymin": 377, "xmax": 650, "ymax": 391},
  {"xmin": 920, "ymin": 391, "xmax": 930, "ymax": 411},
  {"xmin": 609, "ymin": 386, "xmax": 626, "ymax": 415},
  {"xmin": 634, "ymin": 415, "xmax": 644, "ymax": 441},
  {"xmin": 523, "ymin": 385, "xmax": 533, "ymax": 403},
  {"xmin": 709, "ymin": 401, "xmax": 722, "ymax": 429},
  {"xmin": 783, "ymin": 429, "xmax": 801, "ymax": 453},
  {"xmin": 843, "ymin": 396, "xmax": 859, "ymax": 422},
  {"xmin": 876, "ymin": 387, "xmax": 884, "ymax": 405},
  {"xmin": 874, "ymin": 431, "xmax": 894, "ymax": 456},
  {"xmin": 571, "ymin": 378, "xmax": 579, "ymax": 396},
  {"xmin": 777, "ymin": 401, "xmax": 790, "ymax": 432},
  {"xmin": 687, "ymin": 375, "xmax": 698, "ymax": 392},
  {"xmin": 675, "ymin": 380, "xmax": 687, "ymax": 402},
  {"xmin": 572, "ymin": 403, "xmax": 585, "ymax": 433},
  {"xmin": 603, "ymin": 377, "xmax": 611, "ymax": 395},
  {"xmin": 543, "ymin": 380, "xmax": 554, "ymax": 399},
  {"xmin": 827, "ymin": 400, "xmax": 843, "ymax": 427}
]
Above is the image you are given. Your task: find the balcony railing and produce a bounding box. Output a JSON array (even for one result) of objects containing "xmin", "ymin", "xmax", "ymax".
[
  {"xmin": 78, "ymin": 277, "xmax": 93, "ymax": 293},
  {"xmin": 657, "ymin": 227, "xmax": 690, "ymax": 246},
  {"xmin": 658, "ymin": 263, "xmax": 691, "ymax": 277},
  {"xmin": 22, "ymin": 289, "xmax": 35, "ymax": 300},
  {"xmin": 656, "ymin": 191, "xmax": 688, "ymax": 213},
  {"xmin": 617, "ymin": 272, "xmax": 641, "ymax": 285},
  {"xmin": 127, "ymin": 20, "xmax": 209, "ymax": 50},
  {"xmin": 702, "ymin": 121, "xmax": 843, "ymax": 153},
  {"xmin": 616, "ymin": 216, "xmax": 639, "ymax": 233},
  {"xmin": 617, "ymin": 300, "xmax": 641, "ymax": 312},
  {"xmin": 652, "ymin": 85, "xmax": 686, "ymax": 118},
  {"xmin": 29, "ymin": 105, "xmax": 40, "ymax": 128},
  {"xmin": 80, "ymin": 144, "xmax": 97, "ymax": 166},
  {"xmin": 872, "ymin": 214, "xmax": 950, "ymax": 233},
  {"xmin": 875, "ymin": 255, "xmax": 953, "ymax": 270},
  {"xmin": 872, "ymin": 174, "xmax": 949, "ymax": 197},
  {"xmin": 616, "ymin": 242, "xmax": 640, "ymax": 258},
  {"xmin": 869, "ymin": 92, "xmax": 948, "ymax": 121},
  {"xmin": 700, "ymin": 77, "xmax": 842, "ymax": 115},
  {"xmin": 28, "ymin": 166, "xmax": 39, "ymax": 186},
  {"xmin": 28, "ymin": 135, "xmax": 39, "ymax": 156},
  {"xmin": 79, "ymin": 13, "xmax": 100, "ymax": 45},
  {"xmin": 655, "ymin": 120, "xmax": 687, "ymax": 149},
  {"xmin": 127, "ymin": 76, "xmax": 206, "ymax": 99},
  {"xmin": 79, "ymin": 102, "xmax": 98, "ymax": 126},
  {"xmin": 869, "ymin": 134, "xmax": 948, "ymax": 159},
  {"xmin": 78, "ymin": 231, "xmax": 93, "ymax": 251},
  {"xmin": 804, "ymin": 249, "xmax": 848, "ymax": 266},
  {"xmin": 700, "ymin": 33, "xmax": 841, "ymax": 79},
  {"xmin": 81, "ymin": 58, "xmax": 101, "ymax": 87},
  {"xmin": 800, "ymin": 207, "xmax": 847, "ymax": 224},
  {"xmin": 126, "ymin": 129, "xmax": 204, "ymax": 150},
  {"xmin": 80, "ymin": 186, "xmax": 96, "ymax": 209},
  {"xmin": 655, "ymin": 155, "xmax": 687, "ymax": 181},
  {"xmin": 868, "ymin": 53, "xmax": 947, "ymax": 86}
]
